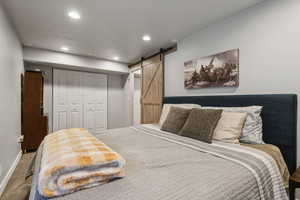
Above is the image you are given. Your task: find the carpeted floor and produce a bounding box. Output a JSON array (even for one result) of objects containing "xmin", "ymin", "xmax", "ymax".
[
  {"xmin": 1, "ymin": 152, "xmax": 300, "ymax": 200},
  {"xmin": 0, "ymin": 152, "xmax": 35, "ymax": 200}
]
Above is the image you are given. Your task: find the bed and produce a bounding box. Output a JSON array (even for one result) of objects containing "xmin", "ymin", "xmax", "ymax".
[{"xmin": 29, "ymin": 94, "xmax": 297, "ymax": 200}]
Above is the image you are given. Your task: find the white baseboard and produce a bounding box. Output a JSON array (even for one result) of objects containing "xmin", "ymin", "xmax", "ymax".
[{"xmin": 0, "ymin": 151, "xmax": 22, "ymax": 197}]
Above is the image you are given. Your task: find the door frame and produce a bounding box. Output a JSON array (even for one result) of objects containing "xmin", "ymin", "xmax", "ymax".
[{"xmin": 132, "ymin": 68, "xmax": 142, "ymax": 125}]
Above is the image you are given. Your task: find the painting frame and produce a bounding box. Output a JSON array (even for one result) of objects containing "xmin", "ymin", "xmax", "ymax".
[{"xmin": 184, "ymin": 49, "xmax": 239, "ymax": 89}]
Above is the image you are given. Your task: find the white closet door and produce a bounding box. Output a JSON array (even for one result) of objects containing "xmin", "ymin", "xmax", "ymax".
[
  {"xmin": 53, "ymin": 69, "xmax": 69, "ymax": 131},
  {"xmin": 54, "ymin": 69, "xmax": 107, "ymax": 133},
  {"xmin": 94, "ymin": 74, "xmax": 107, "ymax": 133},
  {"xmin": 82, "ymin": 73, "xmax": 107, "ymax": 134},
  {"xmin": 53, "ymin": 69, "xmax": 83, "ymax": 131},
  {"xmin": 67, "ymin": 71, "xmax": 83, "ymax": 128}
]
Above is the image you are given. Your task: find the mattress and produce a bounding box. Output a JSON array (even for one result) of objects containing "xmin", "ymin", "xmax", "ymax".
[
  {"xmin": 145, "ymin": 124, "xmax": 290, "ymax": 186},
  {"xmin": 30, "ymin": 125, "xmax": 288, "ymax": 200}
]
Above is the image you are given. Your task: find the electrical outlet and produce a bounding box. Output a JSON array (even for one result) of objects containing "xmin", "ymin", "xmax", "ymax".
[{"xmin": 18, "ymin": 135, "xmax": 24, "ymax": 143}]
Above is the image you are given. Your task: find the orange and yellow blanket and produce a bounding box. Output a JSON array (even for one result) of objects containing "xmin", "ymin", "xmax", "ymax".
[{"xmin": 38, "ymin": 128, "xmax": 125, "ymax": 198}]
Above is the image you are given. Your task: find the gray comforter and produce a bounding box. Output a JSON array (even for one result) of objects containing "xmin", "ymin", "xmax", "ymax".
[{"xmin": 30, "ymin": 125, "xmax": 288, "ymax": 200}]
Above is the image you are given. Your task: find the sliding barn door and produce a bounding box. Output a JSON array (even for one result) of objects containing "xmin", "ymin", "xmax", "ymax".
[
  {"xmin": 141, "ymin": 54, "xmax": 164, "ymax": 124},
  {"xmin": 53, "ymin": 69, "xmax": 107, "ymax": 133}
]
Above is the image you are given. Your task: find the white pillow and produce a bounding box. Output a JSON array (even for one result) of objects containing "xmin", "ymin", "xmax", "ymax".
[
  {"xmin": 159, "ymin": 104, "xmax": 201, "ymax": 127},
  {"xmin": 213, "ymin": 111, "xmax": 247, "ymax": 144},
  {"xmin": 204, "ymin": 106, "xmax": 264, "ymax": 144}
]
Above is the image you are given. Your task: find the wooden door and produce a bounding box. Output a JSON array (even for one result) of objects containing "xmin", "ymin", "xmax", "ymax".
[
  {"xmin": 141, "ymin": 54, "xmax": 164, "ymax": 124},
  {"xmin": 82, "ymin": 72, "xmax": 107, "ymax": 134},
  {"xmin": 22, "ymin": 71, "xmax": 48, "ymax": 151}
]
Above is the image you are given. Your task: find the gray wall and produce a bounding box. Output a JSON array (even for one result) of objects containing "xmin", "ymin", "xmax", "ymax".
[
  {"xmin": 165, "ymin": 0, "xmax": 300, "ymax": 163},
  {"xmin": 108, "ymin": 74, "xmax": 131, "ymax": 128},
  {"xmin": 0, "ymin": 4, "xmax": 23, "ymax": 184},
  {"xmin": 23, "ymin": 47, "xmax": 129, "ymax": 74},
  {"xmin": 123, "ymin": 73, "xmax": 134, "ymax": 126}
]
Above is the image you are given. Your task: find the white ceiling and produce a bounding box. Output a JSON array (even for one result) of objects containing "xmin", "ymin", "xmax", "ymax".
[{"xmin": 2, "ymin": 0, "xmax": 264, "ymax": 63}]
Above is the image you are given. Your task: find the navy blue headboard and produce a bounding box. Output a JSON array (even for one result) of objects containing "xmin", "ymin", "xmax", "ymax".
[{"xmin": 163, "ymin": 94, "xmax": 297, "ymax": 173}]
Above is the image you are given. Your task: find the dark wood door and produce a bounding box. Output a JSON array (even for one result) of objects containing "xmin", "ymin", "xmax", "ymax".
[{"xmin": 22, "ymin": 71, "xmax": 48, "ymax": 151}]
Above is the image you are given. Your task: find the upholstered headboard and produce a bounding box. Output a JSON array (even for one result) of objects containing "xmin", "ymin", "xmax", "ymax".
[{"xmin": 163, "ymin": 94, "xmax": 297, "ymax": 173}]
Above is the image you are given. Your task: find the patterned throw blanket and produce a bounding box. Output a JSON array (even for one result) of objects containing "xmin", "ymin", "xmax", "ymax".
[{"xmin": 38, "ymin": 128, "xmax": 126, "ymax": 198}]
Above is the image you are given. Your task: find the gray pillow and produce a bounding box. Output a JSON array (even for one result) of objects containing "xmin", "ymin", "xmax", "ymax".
[
  {"xmin": 159, "ymin": 104, "xmax": 201, "ymax": 127},
  {"xmin": 180, "ymin": 108, "xmax": 223, "ymax": 143},
  {"xmin": 160, "ymin": 106, "xmax": 191, "ymax": 134}
]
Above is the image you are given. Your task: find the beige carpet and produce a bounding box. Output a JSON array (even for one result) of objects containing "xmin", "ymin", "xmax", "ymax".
[{"xmin": 0, "ymin": 153, "xmax": 35, "ymax": 200}]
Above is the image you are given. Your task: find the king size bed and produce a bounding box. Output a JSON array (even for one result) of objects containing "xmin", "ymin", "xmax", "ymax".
[{"xmin": 29, "ymin": 94, "xmax": 297, "ymax": 200}]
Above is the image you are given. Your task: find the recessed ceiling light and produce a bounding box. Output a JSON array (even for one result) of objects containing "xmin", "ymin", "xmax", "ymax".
[
  {"xmin": 68, "ymin": 10, "xmax": 81, "ymax": 20},
  {"xmin": 61, "ymin": 46, "xmax": 69, "ymax": 51},
  {"xmin": 113, "ymin": 56, "xmax": 119, "ymax": 61},
  {"xmin": 142, "ymin": 35, "xmax": 151, "ymax": 41}
]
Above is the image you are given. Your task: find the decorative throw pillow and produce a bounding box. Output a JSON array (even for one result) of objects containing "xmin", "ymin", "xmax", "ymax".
[
  {"xmin": 160, "ymin": 106, "xmax": 191, "ymax": 134},
  {"xmin": 213, "ymin": 111, "xmax": 248, "ymax": 144},
  {"xmin": 180, "ymin": 108, "xmax": 223, "ymax": 143},
  {"xmin": 159, "ymin": 104, "xmax": 201, "ymax": 127},
  {"xmin": 203, "ymin": 106, "xmax": 264, "ymax": 144}
]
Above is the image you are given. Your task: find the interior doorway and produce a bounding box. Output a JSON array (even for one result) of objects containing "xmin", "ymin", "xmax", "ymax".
[{"xmin": 133, "ymin": 69, "xmax": 141, "ymax": 125}]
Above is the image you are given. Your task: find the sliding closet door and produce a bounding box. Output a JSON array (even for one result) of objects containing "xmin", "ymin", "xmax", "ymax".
[
  {"xmin": 53, "ymin": 69, "xmax": 69, "ymax": 130},
  {"xmin": 141, "ymin": 54, "xmax": 164, "ymax": 124},
  {"xmin": 53, "ymin": 69, "xmax": 83, "ymax": 131},
  {"xmin": 67, "ymin": 71, "xmax": 83, "ymax": 128},
  {"xmin": 82, "ymin": 73, "xmax": 107, "ymax": 134},
  {"xmin": 53, "ymin": 69, "xmax": 107, "ymax": 133}
]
